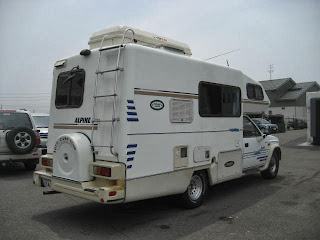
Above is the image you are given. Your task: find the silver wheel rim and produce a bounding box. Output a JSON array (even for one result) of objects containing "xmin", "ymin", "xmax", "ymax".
[
  {"xmin": 14, "ymin": 132, "xmax": 31, "ymax": 149},
  {"xmin": 269, "ymin": 156, "xmax": 277, "ymax": 174},
  {"xmin": 188, "ymin": 175, "xmax": 203, "ymax": 201}
]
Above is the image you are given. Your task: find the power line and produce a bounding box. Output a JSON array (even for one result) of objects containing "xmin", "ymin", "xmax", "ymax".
[
  {"xmin": 0, "ymin": 92, "xmax": 51, "ymax": 96},
  {"xmin": 0, "ymin": 96, "xmax": 50, "ymax": 99},
  {"xmin": 204, "ymin": 49, "xmax": 240, "ymax": 61},
  {"xmin": 1, "ymin": 104, "xmax": 49, "ymax": 107}
]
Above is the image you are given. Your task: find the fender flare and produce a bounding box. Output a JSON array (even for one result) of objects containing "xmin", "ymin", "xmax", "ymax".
[{"xmin": 259, "ymin": 144, "xmax": 281, "ymax": 171}]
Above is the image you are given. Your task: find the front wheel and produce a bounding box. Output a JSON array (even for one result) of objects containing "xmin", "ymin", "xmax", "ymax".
[
  {"xmin": 261, "ymin": 154, "xmax": 279, "ymax": 179},
  {"xmin": 181, "ymin": 172, "xmax": 208, "ymax": 209}
]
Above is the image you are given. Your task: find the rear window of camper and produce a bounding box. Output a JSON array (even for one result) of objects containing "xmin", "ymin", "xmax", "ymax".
[
  {"xmin": 199, "ymin": 82, "xmax": 241, "ymax": 117},
  {"xmin": 247, "ymin": 84, "xmax": 264, "ymax": 100},
  {"xmin": 55, "ymin": 69, "xmax": 85, "ymax": 108}
]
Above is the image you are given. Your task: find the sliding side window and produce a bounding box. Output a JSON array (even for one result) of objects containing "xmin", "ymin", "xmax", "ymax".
[
  {"xmin": 199, "ymin": 82, "xmax": 241, "ymax": 117},
  {"xmin": 55, "ymin": 69, "xmax": 85, "ymax": 109}
]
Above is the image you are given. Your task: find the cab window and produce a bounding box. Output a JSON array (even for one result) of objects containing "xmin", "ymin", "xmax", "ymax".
[{"xmin": 243, "ymin": 117, "xmax": 261, "ymax": 138}]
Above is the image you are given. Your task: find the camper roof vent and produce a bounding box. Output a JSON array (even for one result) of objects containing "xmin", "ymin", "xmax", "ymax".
[{"xmin": 88, "ymin": 25, "xmax": 192, "ymax": 56}]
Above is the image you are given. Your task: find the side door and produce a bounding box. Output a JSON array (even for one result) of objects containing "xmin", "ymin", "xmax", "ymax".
[{"xmin": 243, "ymin": 116, "xmax": 268, "ymax": 171}]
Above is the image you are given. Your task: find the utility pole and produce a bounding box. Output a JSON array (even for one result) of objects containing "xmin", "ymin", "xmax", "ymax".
[{"xmin": 268, "ymin": 64, "xmax": 274, "ymax": 80}]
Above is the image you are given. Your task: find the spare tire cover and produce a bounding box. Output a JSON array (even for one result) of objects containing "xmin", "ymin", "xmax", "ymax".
[
  {"xmin": 53, "ymin": 133, "xmax": 93, "ymax": 182},
  {"xmin": 6, "ymin": 127, "xmax": 37, "ymax": 154}
]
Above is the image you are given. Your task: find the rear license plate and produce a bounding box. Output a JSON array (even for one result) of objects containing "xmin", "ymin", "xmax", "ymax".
[{"xmin": 42, "ymin": 178, "xmax": 52, "ymax": 188}]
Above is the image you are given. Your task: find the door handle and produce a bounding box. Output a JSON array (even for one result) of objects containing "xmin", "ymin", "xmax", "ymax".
[{"xmin": 245, "ymin": 143, "xmax": 249, "ymax": 147}]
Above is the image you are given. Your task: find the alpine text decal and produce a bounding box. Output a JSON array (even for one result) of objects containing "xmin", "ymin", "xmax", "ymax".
[{"xmin": 74, "ymin": 117, "xmax": 91, "ymax": 124}]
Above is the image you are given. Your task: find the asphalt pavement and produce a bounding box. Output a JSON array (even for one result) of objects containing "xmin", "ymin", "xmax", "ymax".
[{"xmin": 0, "ymin": 129, "xmax": 319, "ymax": 240}]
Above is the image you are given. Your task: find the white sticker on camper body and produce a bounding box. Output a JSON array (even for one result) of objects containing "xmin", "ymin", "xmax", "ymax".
[{"xmin": 53, "ymin": 136, "xmax": 77, "ymax": 153}]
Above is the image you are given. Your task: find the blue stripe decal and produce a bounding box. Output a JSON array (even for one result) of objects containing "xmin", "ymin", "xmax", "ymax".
[
  {"xmin": 127, "ymin": 118, "xmax": 139, "ymax": 122},
  {"xmin": 127, "ymin": 144, "xmax": 138, "ymax": 148},
  {"xmin": 127, "ymin": 165, "xmax": 132, "ymax": 169},
  {"xmin": 127, "ymin": 157, "xmax": 134, "ymax": 161},
  {"xmin": 127, "ymin": 106, "xmax": 136, "ymax": 110},
  {"xmin": 257, "ymin": 155, "xmax": 268, "ymax": 159},
  {"xmin": 229, "ymin": 128, "xmax": 240, "ymax": 132},
  {"xmin": 127, "ymin": 100, "xmax": 134, "ymax": 104},
  {"xmin": 127, "ymin": 112, "xmax": 137, "ymax": 116},
  {"xmin": 127, "ymin": 151, "xmax": 136, "ymax": 155},
  {"xmin": 243, "ymin": 150, "xmax": 269, "ymax": 157}
]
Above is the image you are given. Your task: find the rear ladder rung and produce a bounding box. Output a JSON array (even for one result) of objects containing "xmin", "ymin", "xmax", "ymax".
[
  {"xmin": 99, "ymin": 44, "xmax": 124, "ymax": 52},
  {"xmin": 94, "ymin": 94, "xmax": 117, "ymax": 98},
  {"xmin": 91, "ymin": 145, "xmax": 113, "ymax": 148},
  {"xmin": 96, "ymin": 67, "xmax": 123, "ymax": 74},
  {"xmin": 93, "ymin": 118, "xmax": 120, "ymax": 123}
]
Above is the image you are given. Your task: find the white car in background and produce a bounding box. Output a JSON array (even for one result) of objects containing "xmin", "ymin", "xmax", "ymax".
[
  {"xmin": 0, "ymin": 110, "xmax": 41, "ymax": 170},
  {"xmin": 31, "ymin": 113, "xmax": 49, "ymax": 152}
]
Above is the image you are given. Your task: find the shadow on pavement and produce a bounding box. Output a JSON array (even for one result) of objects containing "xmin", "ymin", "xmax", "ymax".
[
  {"xmin": 32, "ymin": 174, "xmax": 282, "ymax": 240},
  {"xmin": 0, "ymin": 162, "xmax": 36, "ymax": 181}
]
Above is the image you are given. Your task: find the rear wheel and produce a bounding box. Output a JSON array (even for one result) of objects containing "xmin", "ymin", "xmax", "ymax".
[
  {"xmin": 181, "ymin": 172, "xmax": 208, "ymax": 209},
  {"xmin": 261, "ymin": 154, "xmax": 279, "ymax": 179}
]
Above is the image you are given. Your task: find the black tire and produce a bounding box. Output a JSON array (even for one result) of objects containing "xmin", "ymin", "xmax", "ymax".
[
  {"xmin": 181, "ymin": 172, "xmax": 208, "ymax": 209},
  {"xmin": 6, "ymin": 127, "xmax": 37, "ymax": 154},
  {"xmin": 261, "ymin": 153, "xmax": 279, "ymax": 179}
]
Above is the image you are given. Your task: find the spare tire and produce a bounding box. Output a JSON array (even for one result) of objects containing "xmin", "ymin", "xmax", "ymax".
[{"xmin": 6, "ymin": 127, "xmax": 37, "ymax": 154}]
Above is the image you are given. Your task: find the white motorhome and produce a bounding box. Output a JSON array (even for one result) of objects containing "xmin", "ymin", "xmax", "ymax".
[{"xmin": 33, "ymin": 26, "xmax": 281, "ymax": 208}]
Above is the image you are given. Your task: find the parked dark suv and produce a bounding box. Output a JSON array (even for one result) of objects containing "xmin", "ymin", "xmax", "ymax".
[
  {"xmin": 252, "ymin": 118, "xmax": 278, "ymax": 134},
  {"xmin": 0, "ymin": 110, "xmax": 41, "ymax": 170}
]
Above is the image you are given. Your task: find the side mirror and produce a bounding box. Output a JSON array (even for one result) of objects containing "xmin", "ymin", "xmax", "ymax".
[{"xmin": 256, "ymin": 134, "xmax": 266, "ymax": 142}]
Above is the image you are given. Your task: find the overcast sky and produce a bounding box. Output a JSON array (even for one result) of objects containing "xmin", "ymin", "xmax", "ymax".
[{"xmin": 0, "ymin": 0, "xmax": 319, "ymax": 113}]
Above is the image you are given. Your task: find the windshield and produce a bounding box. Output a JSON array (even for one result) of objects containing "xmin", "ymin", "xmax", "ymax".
[
  {"xmin": 0, "ymin": 112, "xmax": 33, "ymax": 130},
  {"xmin": 32, "ymin": 116, "xmax": 49, "ymax": 128}
]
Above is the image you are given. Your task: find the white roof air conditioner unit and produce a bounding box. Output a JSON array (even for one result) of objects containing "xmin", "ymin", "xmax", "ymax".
[{"xmin": 88, "ymin": 25, "xmax": 192, "ymax": 56}]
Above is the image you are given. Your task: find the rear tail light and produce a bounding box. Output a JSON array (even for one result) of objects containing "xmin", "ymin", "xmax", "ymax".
[
  {"xmin": 109, "ymin": 191, "xmax": 117, "ymax": 196},
  {"xmin": 93, "ymin": 166, "xmax": 111, "ymax": 177},
  {"xmin": 36, "ymin": 136, "xmax": 41, "ymax": 145},
  {"xmin": 42, "ymin": 157, "xmax": 53, "ymax": 167}
]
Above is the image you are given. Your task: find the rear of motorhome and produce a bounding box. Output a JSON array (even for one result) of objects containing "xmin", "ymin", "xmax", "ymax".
[{"xmin": 33, "ymin": 26, "xmax": 281, "ymax": 208}]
